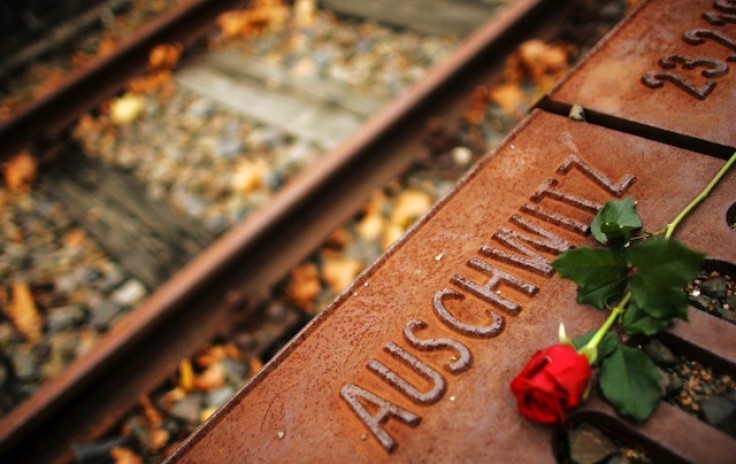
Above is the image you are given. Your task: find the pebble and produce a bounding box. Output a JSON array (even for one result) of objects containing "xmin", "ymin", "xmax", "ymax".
[
  {"xmin": 10, "ymin": 347, "xmax": 37, "ymax": 381},
  {"xmin": 168, "ymin": 395, "xmax": 202, "ymax": 424},
  {"xmin": 567, "ymin": 423, "xmax": 618, "ymax": 464},
  {"xmin": 643, "ymin": 339, "xmax": 677, "ymax": 367},
  {"xmin": 46, "ymin": 305, "xmax": 86, "ymax": 332},
  {"xmin": 700, "ymin": 276, "xmax": 728, "ymax": 299},
  {"xmin": 110, "ymin": 94, "xmax": 146, "ymax": 125},
  {"xmin": 206, "ymin": 386, "xmax": 236, "ymax": 408},
  {"xmin": 688, "ymin": 294, "xmax": 718, "ymax": 312},
  {"xmin": 451, "ymin": 146, "xmax": 473, "ymax": 166},
  {"xmin": 700, "ymin": 395, "xmax": 736, "ymax": 437},
  {"xmin": 111, "ymin": 279, "xmax": 147, "ymax": 308},
  {"xmin": 89, "ymin": 298, "xmax": 123, "ymax": 331}
]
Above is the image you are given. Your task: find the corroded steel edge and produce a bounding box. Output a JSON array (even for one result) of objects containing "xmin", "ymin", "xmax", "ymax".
[{"xmin": 0, "ymin": 0, "xmax": 558, "ymax": 459}]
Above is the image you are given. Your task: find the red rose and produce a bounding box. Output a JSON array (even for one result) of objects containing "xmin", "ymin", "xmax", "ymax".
[{"xmin": 510, "ymin": 344, "xmax": 591, "ymax": 424}]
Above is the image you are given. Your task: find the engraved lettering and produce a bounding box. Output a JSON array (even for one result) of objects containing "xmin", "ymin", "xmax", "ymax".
[
  {"xmin": 481, "ymin": 215, "xmax": 573, "ymax": 276},
  {"xmin": 659, "ymin": 54, "xmax": 729, "ymax": 78},
  {"xmin": 642, "ymin": 71, "xmax": 716, "ymax": 100},
  {"xmin": 715, "ymin": 0, "xmax": 736, "ymax": 13},
  {"xmin": 703, "ymin": 10, "xmax": 736, "ymax": 26},
  {"xmin": 432, "ymin": 288, "xmax": 505, "ymax": 337},
  {"xmin": 683, "ymin": 28, "xmax": 736, "ymax": 61},
  {"xmin": 367, "ymin": 342, "xmax": 446, "ymax": 404},
  {"xmin": 643, "ymin": 54, "xmax": 729, "ymax": 100},
  {"xmin": 521, "ymin": 203, "xmax": 590, "ymax": 236},
  {"xmin": 403, "ymin": 318, "xmax": 473, "ymax": 373},
  {"xmin": 452, "ymin": 257, "xmax": 538, "ymax": 315},
  {"xmin": 557, "ymin": 154, "xmax": 636, "ymax": 197},
  {"xmin": 508, "ymin": 214, "xmax": 574, "ymax": 254},
  {"xmin": 532, "ymin": 178, "xmax": 603, "ymax": 213},
  {"xmin": 482, "ymin": 229, "xmax": 555, "ymax": 276},
  {"xmin": 340, "ymin": 383, "xmax": 421, "ymax": 452}
]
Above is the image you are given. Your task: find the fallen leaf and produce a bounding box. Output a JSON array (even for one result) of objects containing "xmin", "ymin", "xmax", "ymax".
[
  {"xmin": 179, "ymin": 359, "xmax": 194, "ymax": 391},
  {"xmin": 97, "ymin": 36, "xmax": 118, "ymax": 58},
  {"xmin": 126, "ymin": 70, "xmax": 174, "ymax": 96},
  {"xmin": 2, "ymin": 151, "xmax": 37, "ymax": 194},
  {"xmin": 149, "ymin": 44, "xmax": 183, "ymax": 71},
  {"xmin": 194, "ymin": 363, "xmax": 226, "ymax": 391},
  {"xmin": 515, "ymin": 39, "xmax": 568, "ymax": 83},
  {"xmin": 322, "ymin": 257, "xmax": 363, "ymax": 294},
  {"xmin": 390, "ymin": 190, "xmax": 433, "ymax": 229},
  {"xmin": 111, "ymin": 447, "xmax": 143, "ymax": 464},
  {"xmin": 249, "ymin": 357, "xmax": 263, "ymax": 375},
  {"xmin": 149, "ymin": 428, "xmax": 170, "ymax": 452},
  {"xmin": 139, "ymin": 394, "xmax": 163, "ymax": 427},
  {"xmin": 293, "ymin": 0, "xmax": 316, "ymax": 27},
  {"xmin": 382, "ymin": 223, "xmax": 404, "ymax": 250},
  {"xmin": 286, "ymin": 263, "xmax": 321, "ymax": 311},
  {"xmin": 489, "ymin": 82, "xmax": 526, "ymax": 117},
  {"xmin": 231, "ymin": 159, "xmax": 267, "ymax": 193},
  {"xmin": 3, "ymin": 282, "xmax": 43, "ymax": 343},
  {"xmin": 64, "ymin": 228, "xmax": 89, "ymax": 248},
  {"xmin": 161, "ymin": 387, "xmax": 186, "ymax": 407},
  {"xmin": 216, "ymin": 0, "xmax": 289, "ymax": 40},
  {"xmin": 196, "ymin": 345, "xmax": 229, "ymax": 367},
  {"xmin": 463, "ymin": 86, "xmax": 490, "ymax": 125},
  {"xmin": 200, "ymin": 407, "xmax": 218, "ymax": 423},
  {"xmin": 33, "ymin": 69, "xmax": 65, "ymax": 99},
  {"xmin": 356, "ymin": 212, "xmax": 385, "ymax": 241}
]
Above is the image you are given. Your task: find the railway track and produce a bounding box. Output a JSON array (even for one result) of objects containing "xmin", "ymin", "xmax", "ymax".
[
  {"xmin": 164, "ymin": 0, "xmax": 736, "ymax": 462},
  {"xmin": 0, "ymin": 0, "xmax": 654, "ymax": 462}
]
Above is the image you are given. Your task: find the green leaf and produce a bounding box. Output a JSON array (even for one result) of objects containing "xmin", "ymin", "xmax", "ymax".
[
  {"xmin": 599, "ymin": 345, "xmax": 662, "ymax": 422},
  {"xmin": 573, "ymin": 329, "xmax": 619, "ymax": 365},
  {"xmin": 553, "ymin": 248, "xmax": 629, "ymax": 309},
  {"xmin": 591, "ymin": 198, "xmax": 642, "ymax": 245},
  {"xmin": 621, "ymin": 302, "xmax": 672, "ymax": 335},
  {"xmin": 628, "ymin": 238, "xmax": 703, "ymax": 319}
]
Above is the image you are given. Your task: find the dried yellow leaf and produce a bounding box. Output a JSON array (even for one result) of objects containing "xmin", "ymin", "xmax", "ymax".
[
  {"xmin": 2, "ymin": 151, "xmax": 37, "ymax": 194},
  {"xmin": 4, "ymin": 282, "xmax": 43, "ymax": 343},
  {"xmin": 179, "ymin": 359, "xmax": 195, "ymax": 391},
  {"xmin": 111, "ymin": 447, "xmax": 143, "ymax": 464},
  {"xmin": 149, "ymin": 44, "xmax": 183, "ymax": 71},
  {"xmin": 249, "ymin": 357, "xmax": 263, "ymax": 376}
]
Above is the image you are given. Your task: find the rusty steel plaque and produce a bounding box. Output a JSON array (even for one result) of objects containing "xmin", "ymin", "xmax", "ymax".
[
  {"xmin": 548, "ymin": 0, "xmax": 736, "ymax": 150},
  {"xmin": 169, "ymin": 111, "xmax": 736, "ymax": 463}
]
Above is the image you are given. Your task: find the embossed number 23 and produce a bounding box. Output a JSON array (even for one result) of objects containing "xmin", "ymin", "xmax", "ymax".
[{"xmin": 641, "ymin": 54, "xmax": 728, "ymax": 100}]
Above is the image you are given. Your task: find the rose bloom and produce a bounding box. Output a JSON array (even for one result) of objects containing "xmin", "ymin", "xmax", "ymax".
[{"xmin": 510, "ymin": 344, "xmax": 591, "ymax": 424}]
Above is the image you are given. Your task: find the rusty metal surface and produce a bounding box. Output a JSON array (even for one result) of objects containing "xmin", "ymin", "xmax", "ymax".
[
  {"xmin": 167, "ymin": 110, "xmax": 736, "ymax": 463},
  {"xmin": 0, "ymin": 0, "xmax": 251, "ymax": 162},
  {"xmin": 0, "ymin": 0, "xmax": 563, "ymax": 460},
  {"xmin": 546, "ymin": 0, "xmax": 736, "ymax": 153}
]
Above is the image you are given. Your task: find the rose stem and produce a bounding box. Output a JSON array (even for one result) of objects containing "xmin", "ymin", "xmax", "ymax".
[
  {"xmin": 664, "ymin": 151, "xmax": 736, "ymax": 239},
  {"xmin": 583, "ymin": 151, "xmax": 736, "ymax": 355},
  {"xmin": 583, "ymin": 293, "xmax": 631, "ymax": 357}
]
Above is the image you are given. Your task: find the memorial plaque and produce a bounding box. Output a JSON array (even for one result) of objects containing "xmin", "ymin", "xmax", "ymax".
[
  {"xmin": 169, "ymin": 111, "xmax": 736, "ymax": 462},
  {"xmin": 548, "ymin": 0, "xmax": 736, "ymax": 150}
]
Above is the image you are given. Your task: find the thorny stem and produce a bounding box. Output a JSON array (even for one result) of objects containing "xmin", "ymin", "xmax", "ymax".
[{"xmin": 664, "ymin": 151, "xmax": 736, "ymax": 239}]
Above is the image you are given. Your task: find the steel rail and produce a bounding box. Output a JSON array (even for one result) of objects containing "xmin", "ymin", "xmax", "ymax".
[
  {"xmin": 0, "ymin": 0, "xmax": 252, "ymax": 162},
  {"xmin": 0, "ymin": 0, "xmax": 568, "ymax": 461}
]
